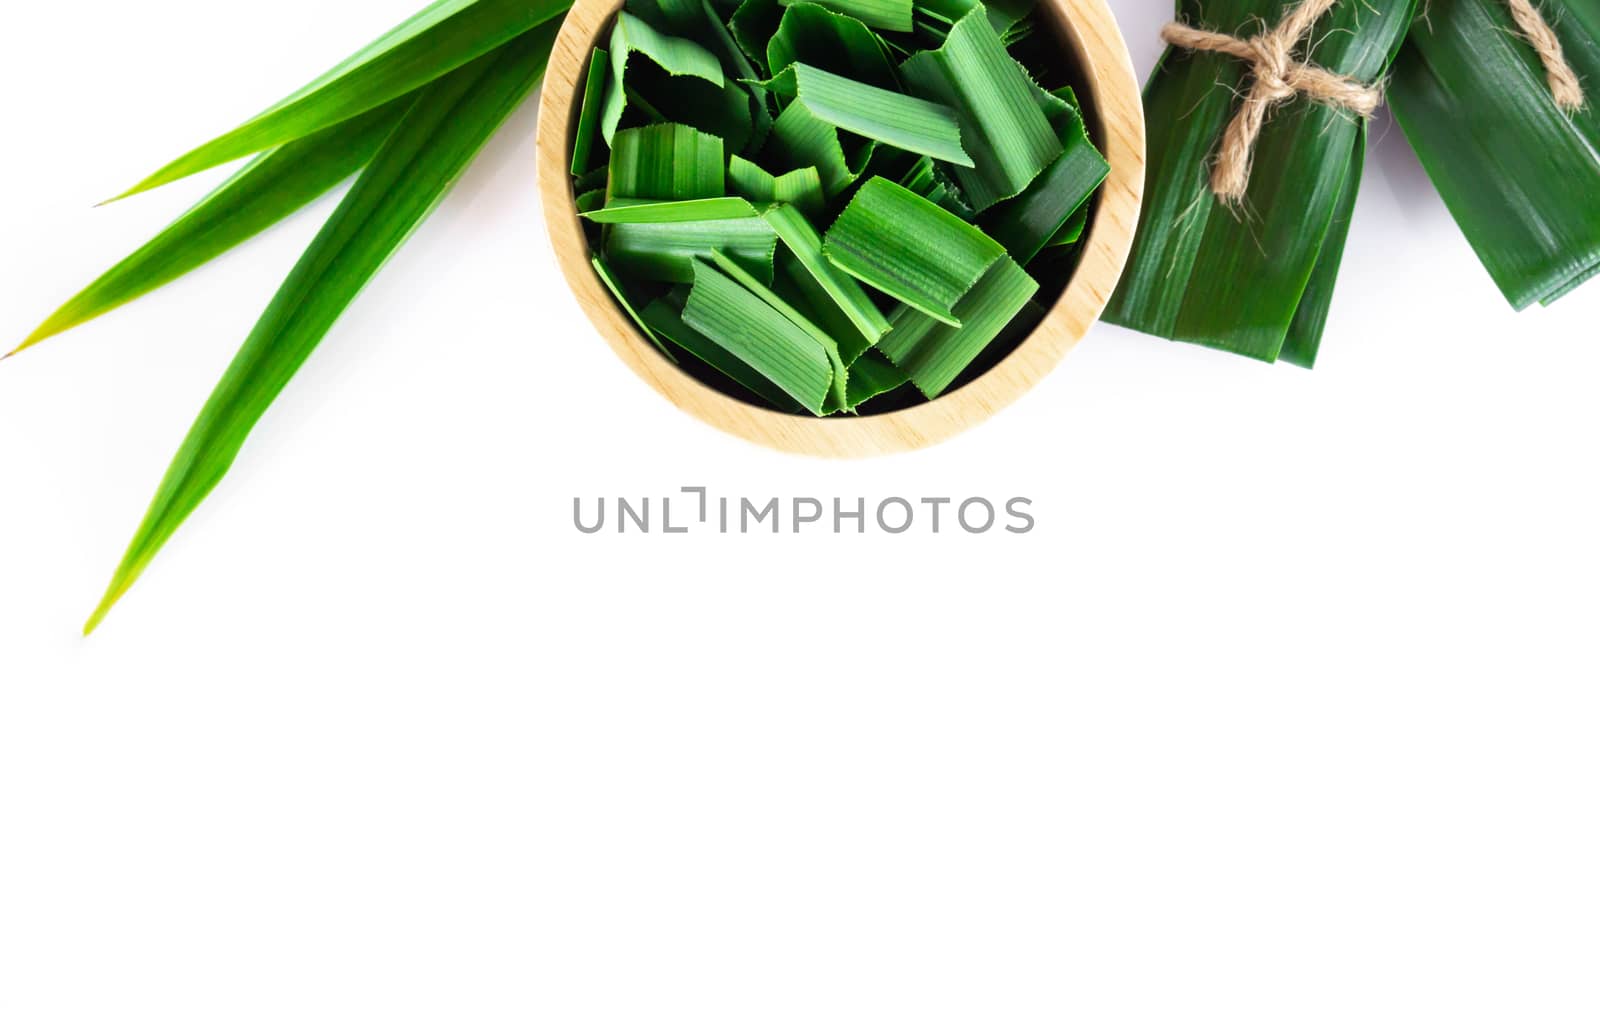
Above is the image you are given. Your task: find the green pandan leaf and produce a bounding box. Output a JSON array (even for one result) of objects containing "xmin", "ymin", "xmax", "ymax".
[
  {"xmin": 84, "ymin": 24, "xmax": 559, "ymax": 634},
  {"xmin": 728, "ymin": 155, "xmax": 826, "ymax": 217},
  {"xmin": 609, "ymin": 123, "xmax": 726, "ymax": 200},
  {"xmin": 1389, "ymin": 0, "xmax": 1600, "ymax": 309},
  {"xmin": 766, "ymin": 2, "xmax": 898, "ymax": 86},
  {"xmin": 898, "ymin": 7, "xmax": 1061, "ymax": 210},
  {"xmin": 681, "ymin": 256, "xmax": 835, "ymax": 413},
  {"xmin": 16, "ymin": 98, "xmax": 410, "ymax": 355},
  {"xmin": 823, "ymin": 177, "xmax": 1004, "ymax": 325},
  {"xmin": 112, "ymin": 0, "xmax": 567, "ymax": 200},
  {"xmin": 604, "ymin": 207, "xmax": 778, "ymax": 282},
  {"xmin": 602, "ymin": 10, "xmax": 752, "ymax": 150},
  {"xmin": 877, "ymin": 253, "xmax": 1036, "ymax": 397},
  {"xmin": 780, "ymin": 0, "xmax": 913, "ymax": 32},
  {"xmin": 753, "ymin": 62, "xmax": 971, "ymax": 167}
]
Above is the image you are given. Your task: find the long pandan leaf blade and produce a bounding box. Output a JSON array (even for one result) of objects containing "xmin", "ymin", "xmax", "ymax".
[
  {"xmin": 898, "ymin": 7, "xmax": 1061, "ymax": 210},
  {"xmin": 113, "ymin": 0, "xmax": 569, "ymax": 200},
  {"xmin": 83, "ymin": 25, "xmax": 558, "ymax": 635},
  {"xmin": 1388, "ymin": 0, "xmax": 1600, "ymax": 309},
  {"xmin": 15, "ymin": 99, "xmax": 410, "ymax": 356},
  {"xmin": 822, "ymin": 176, "xmax": 1003, "ymax": 324},
  {"xmin": 681, "ymin": 257, "xmax": 834, "ymax": 414},
  {"xmin": 1101, "ymin": 0, "xmax": 1414, "ymax": 362}
]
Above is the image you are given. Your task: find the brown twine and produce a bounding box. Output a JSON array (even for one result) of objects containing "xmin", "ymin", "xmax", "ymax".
[
  {"xmin": 1503, "ymin": 0, "xmax": 1584, "ymax": 111},
  {"xmin": 1161, "ymin": 0, "xmax": 1381, "ymax": 203}
]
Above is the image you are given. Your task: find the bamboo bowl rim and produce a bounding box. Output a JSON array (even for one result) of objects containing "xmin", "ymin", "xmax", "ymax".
[{"xmin": 536, "ymin": 0, "xmax": 1146, "ymax": 457}]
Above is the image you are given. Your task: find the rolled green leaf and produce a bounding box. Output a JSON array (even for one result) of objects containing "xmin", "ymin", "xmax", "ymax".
[
  {"xmin": 1102, "ymin": 0, "xmax": 1415, "ymax": 364},
  {"xmin": 609, "ymin": 123, "xmax": 726, "ymax": 200},
  {"xmin": 1388, "ymin": 0, "xmax": 1600, "ymax": 309},
  {"xmin": 15, "ymin": 98, "xmax": 410, "ymax": 355},
  {"xmin": 112, "ymin": 0, "xmax": 567, "ymax": 199},
  {"xmin": 878, "ymin": 253, "xmax": 1037, "ymax": 397},
  {"xmin": 823, "ymin": 177, "xmax": 1004, "ymax": 325},
  {"xmin": 898, "ymin": 7, "xmax": 1061, "ymax": 210},
  {"xmin": 84, "ymin": 24, "xmax": 559, "ymax": 634},
  {"xmin": 681, "ymin": 257, "xmax": 835, "ymax": 413}
]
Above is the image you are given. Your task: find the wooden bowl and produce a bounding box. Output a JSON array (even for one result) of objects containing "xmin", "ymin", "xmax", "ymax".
[{"xmin": 536, "ymin": 0, "xmax": 1145, "ymax": 456}]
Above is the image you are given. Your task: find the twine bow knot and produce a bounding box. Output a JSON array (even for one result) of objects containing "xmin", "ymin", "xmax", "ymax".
[{"xmin": 1161, "ymin": 0, "xmax": 1382, "ymax": 204}]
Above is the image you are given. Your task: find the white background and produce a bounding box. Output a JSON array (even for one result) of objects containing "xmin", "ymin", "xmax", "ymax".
[{"xmin": 3, "ymin": 1, "xmax": 1598, "ymax": 1017}]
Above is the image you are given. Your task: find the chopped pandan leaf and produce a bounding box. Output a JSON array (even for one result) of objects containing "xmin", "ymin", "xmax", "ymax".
[
  {"xmin": 571, "ymin": 48, "xmax": 612, "ymax": 175},
  {"xmin": 574, "ymin": 164, "xmax": 610, "ymax": 195},
  {"xmin": 640, "ymin": 296, "xmax": 805, "ymax": 410},
  {"xmin": 706, "ymin": 249, "xmax": 849, "ymax": 410},
  {"xmin": 766, "ymin": 2, "xmax": 898, "ymax": 86},
  {"xmin": 594, "ymin": 253, "xmax": 675, "ymax": 357},
  {"xmin": 728, "ymin": 155, "xmax": 827, "ymax": 217},
  {"xmin": 586, "ymin": 196, "xmax": 759, "ymax": 222},
  {"xmin": 780, "ymin": 0, "xmax": 913, "ymax": 33},
  {"xmin": 602, "ymin": 11, "xmax": 752, "ymax": 150},
  {"xmin": 575, "ymin": 188, "xmax": 608, "ymax": 213},
  {"xmin": 877, "ymin": 254, "xmax": 1037, "ymax": 397},
  {"xmin": 980, "ymin": 93, "xmax": 1107, "ymax": 264},
  {"xmin": 605, "ymin": 206, "xmax": 778, "ymax": 282},
  {"xmin": 83, "ymin": 24, "xmax": 560, "ymax": 634},
  {"xmin": 896, "ymin": 154, "xmax": 975, "ymax": 219},
  {"xmin": 916, "ymin": 0, "xmax": 1034, "ymax": 33},
  {"xmin": 753, "ymin": 62, "xmax": 971, "ymax": 167},
  {"xmin": 1000, "ymin": 14, "xmax": 1033, "ymax": 46},
  {"xmin": 763, "ymin": 203, "xmax": 889, "ymax": 359},
  {"xmin": 822, "ymin": 177, "xmax": 1004, "ymax": 325},
  {"xmin": 681, "ymin": 257, "xmax": 836, "ymax": 414},
  {"xmin": 16, "ymin": 98, "xmax": 409, "ymax": 354},
  {"xmin": 730, "ymin": 0, "xmax": 786, "ymax": 74},
  {"xmin": 899, "ymin": 6, "xmax": 1062, "ymax": 210},
  {"xmin": 112, "ymin": 0, "xmax": 569, "ymax": 200},
  {"xmin": 1044, "ymin": 203, "xmax": 1088, "ymax": 248},
  {"xmin": 609, "ymin": 123, "xmax": 725, "ymax": 200},
  {"xmin": 1389, "ymin": 0, "xmax": 1600, "ymax": 309},
  {"xmin": 844, "ymin": 350, "xmax": 908, "ymax": 409},
  {"xmin": 764, "ymin": 100, "xmax": 876, "ymax": 195}
]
